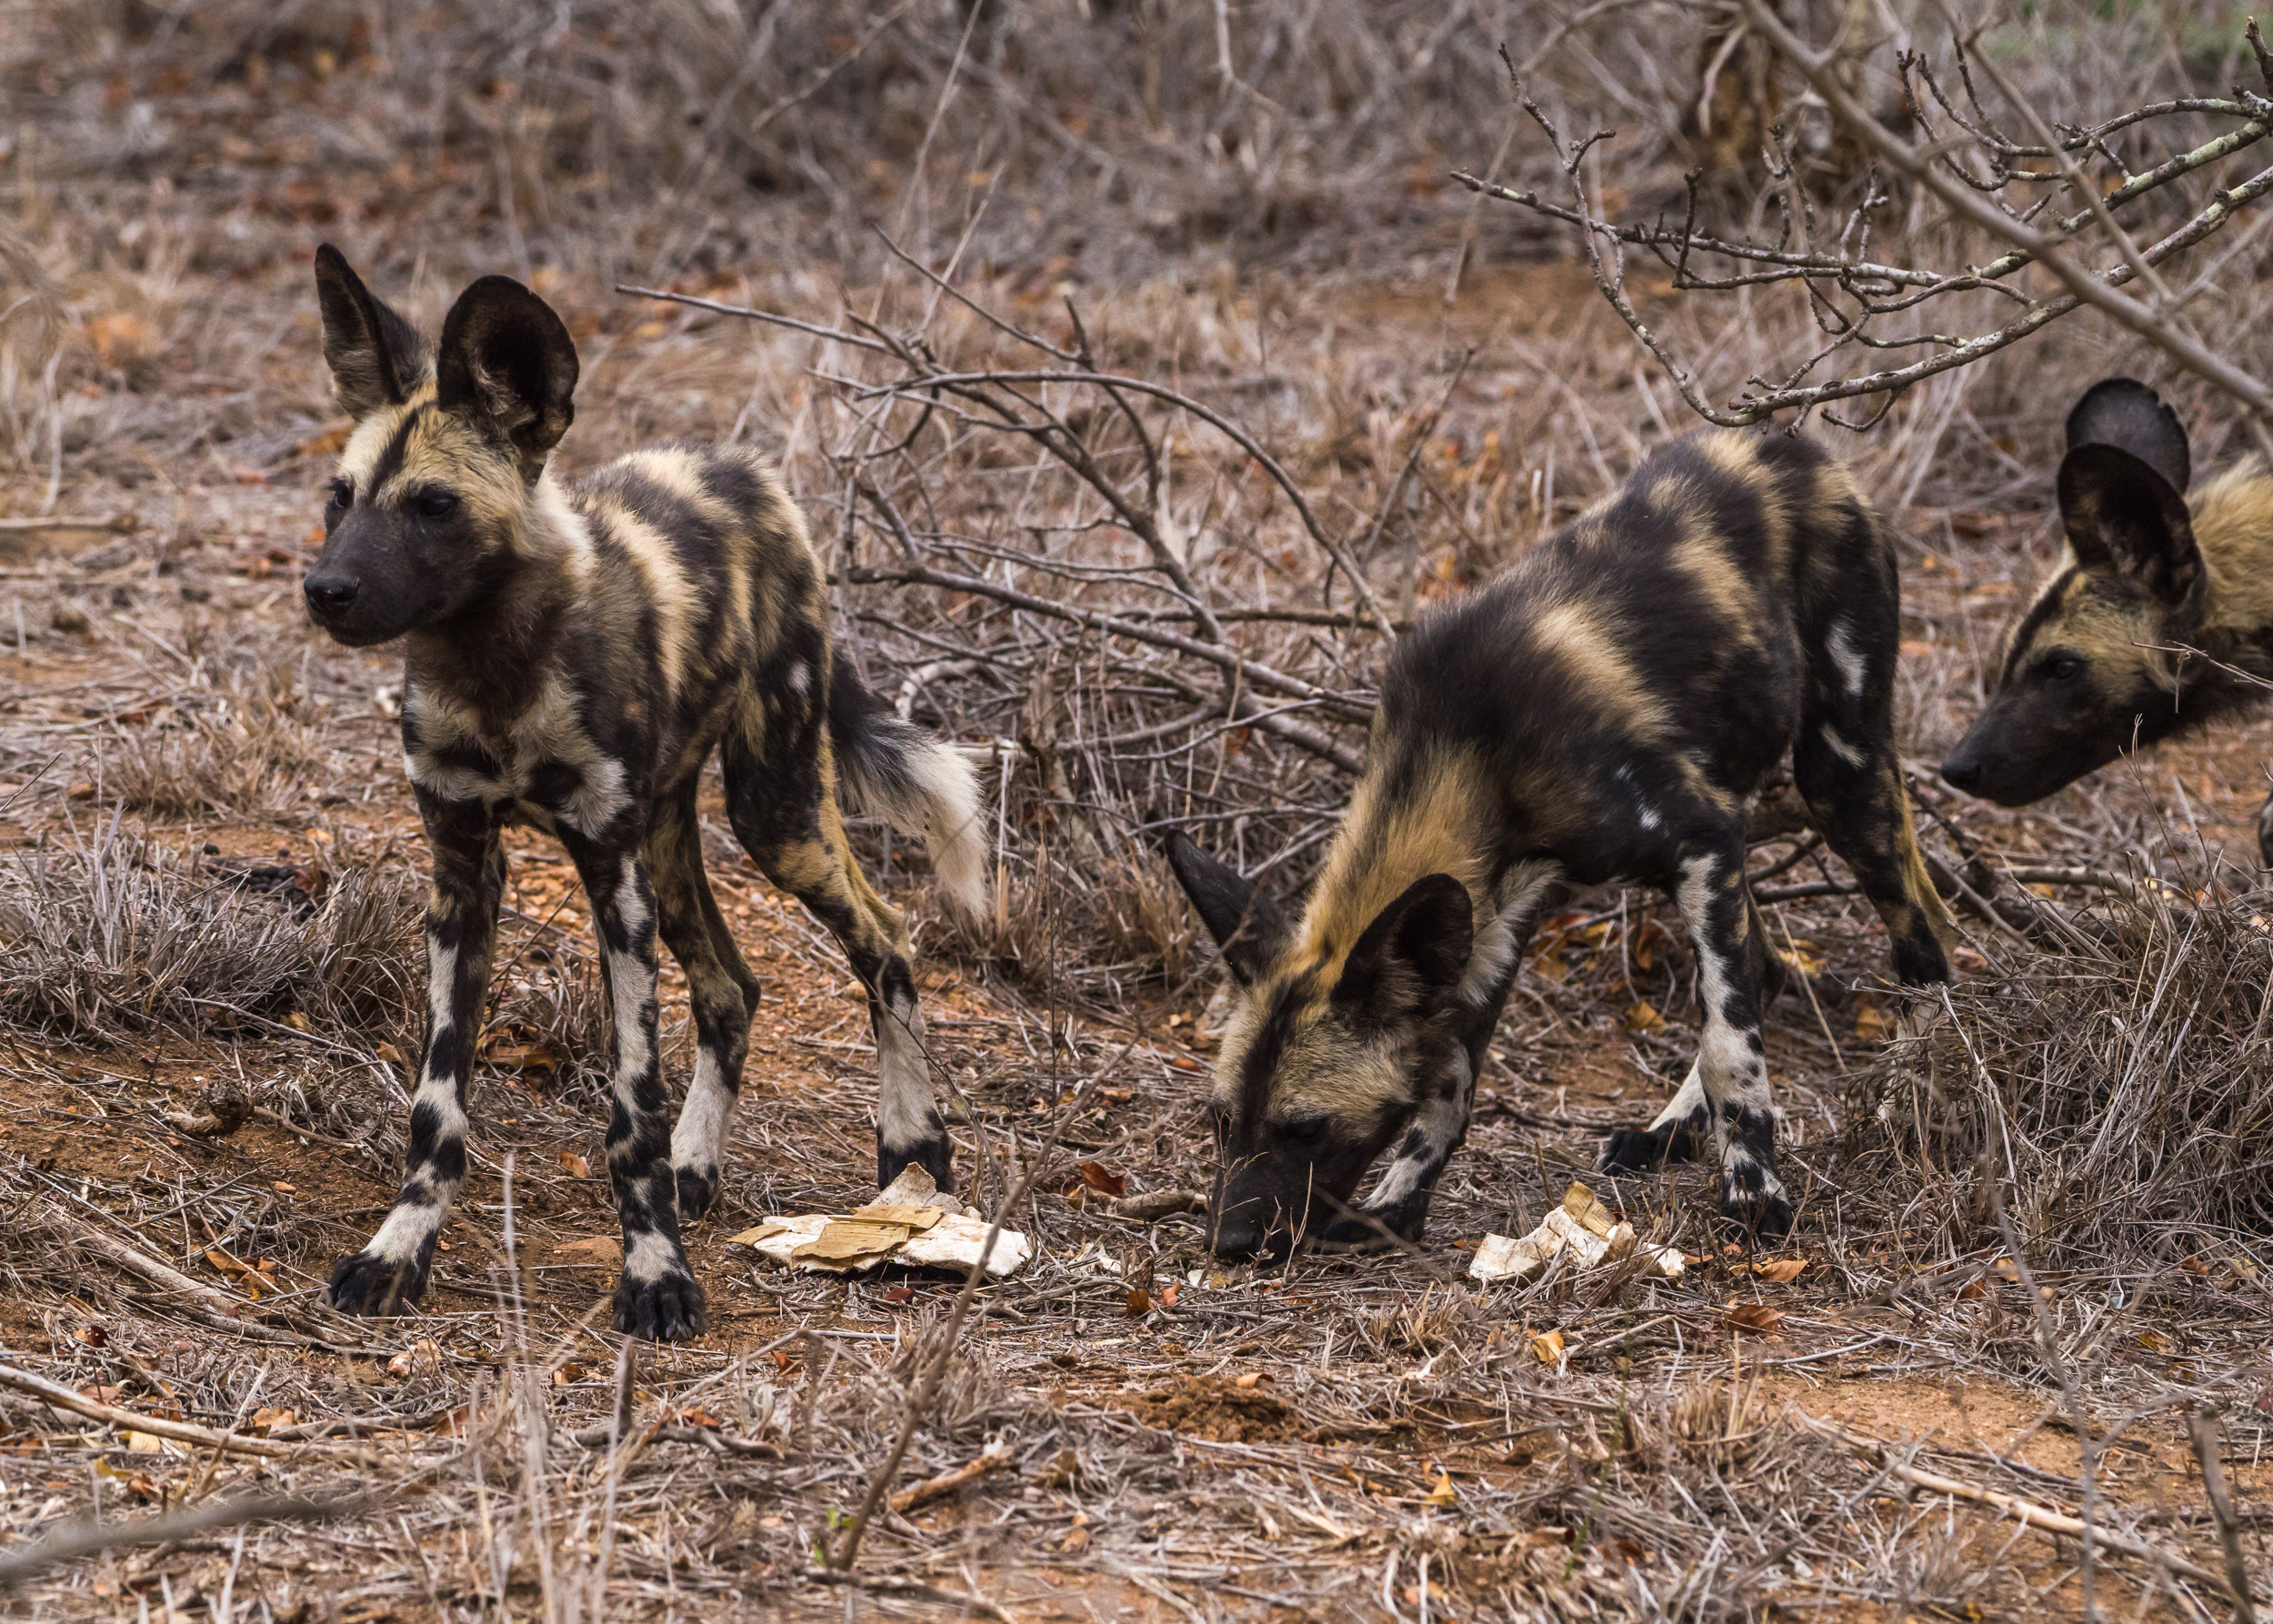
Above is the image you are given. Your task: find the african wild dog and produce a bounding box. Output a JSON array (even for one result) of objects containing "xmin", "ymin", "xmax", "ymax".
[
  {"xmin": 1941, "ymin": 377, "xmax": 2273, "ymax": 864},
  {"xmin": 1169, "ymin": 429, "xmax": 1955, "ymax": 1257},
  {"xmin": 303, "ymin": 246, "xmax": 986, "ymax": 1340}
]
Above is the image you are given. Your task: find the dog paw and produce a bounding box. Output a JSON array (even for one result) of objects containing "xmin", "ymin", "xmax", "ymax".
[
  {"xmin": 327, "ymin": 1248, "xmax": 426, "ymax": 1318},
  {"xmin": 1719, "ymin": 1182, "xmax": 1794, "ymax": 1248},
  {"xmin": 1597, "ymin": 1125, "xmax": 1677, "ymax": 1172},
  {"xmin": 674, "ymin": 1164, "xmax": 720, "ymax": 1224},
  {"xmin": 877, "ymin": 1132, "xmax": 955, "ymax": 1195},
  {"xmin": 612, "ymin": 1270, "xmax": 708, "ymax": 1342}
]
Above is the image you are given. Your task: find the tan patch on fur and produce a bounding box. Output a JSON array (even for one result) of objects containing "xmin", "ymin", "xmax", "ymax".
[
  {"xmin": 2188, "ymin": 456, "xmax": 2273, "ymax": 643},
  {"xmin": 1526, "ymin": 598, "xmax": 1671, "ymax": 745},
  {"xmin": 383, "ymin": 410, "xmax": 526, "ymax": 539},
  {"xmin": 1298, "ymin": 747, "xmax": 1492, "ymax": 972},
  {"xmin": 1208, "ymin": 993, "xmax": 1408, "ymax": 1128},
  {"xmin": 596, "ymin": 497, "xmax": 702, "ymax": 699}
]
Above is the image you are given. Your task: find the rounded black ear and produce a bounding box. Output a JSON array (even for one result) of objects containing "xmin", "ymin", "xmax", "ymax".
[
  {"xmin": 314, "ymin": 244, "xmax": 426, "ymax": 418},
  {"xmin": 1334, "ymin": 873, "xmax": 1474, "ymax": 1024},
  {"xmin": 1166, "ymin": 831, "xmax": 1289, "ymax": 987},
  {"xmin": 2057, "ymin": 441, "xmax": 2203, "ymax": 607},
  {"xmin": 2066, "ymin": 377, "xmax": 2190, "ymax": 494},
  {"xmin": 435, "ymin": 275, "xmax": 579, "ymax": 477}
]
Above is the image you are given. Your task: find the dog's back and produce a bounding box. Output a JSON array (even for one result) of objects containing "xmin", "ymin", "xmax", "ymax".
[{"xmin": 1323, "ymin": 429, "xmax": 1910, "ymax": 923}]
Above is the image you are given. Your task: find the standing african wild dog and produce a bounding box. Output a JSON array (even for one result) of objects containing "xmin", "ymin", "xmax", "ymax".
[
  {"xmin": 302, "ymin": 246, "xmax": 986, "ymax": 1340},
  {"xmin": 1170, "ymin": 428, "xmax": 1955, "ymax": 1257},
  {"xmin": 1941, "ymin": 377, "xmax": 2273, "ymax": 863}
]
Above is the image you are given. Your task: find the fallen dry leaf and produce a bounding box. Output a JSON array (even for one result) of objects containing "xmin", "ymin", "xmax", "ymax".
[
  {"xmin": 1751, "ymin": 1258, "xmax": 1807, "ymax": 1283},
  {"xmin": 1622, "ymin": 999, "xmax": 1666, "ymax": 1033},
  {"xmin": 1073, "ymin": 1160, "xmax": 1127, "ymax": 1198},
  {"xmin": 556, "ymin": 1150, "xmax": 591, "ymax": 1178},
  {"xmin": 1725, "ymin": 1303, "xmax": 1784, "ymax": 1337},
  {"xmin": 386, "ymin": 1338, "xmax": 442, "ymax": 1378},
  {"xmin": 1532, "ymin": 1328, "xmax": 1566, "ymax": 1364},
  {"xmin": 1126, "ymin": 1287, "xmax": 1154, "ymax": 1317},
  {"xmin": 1425, "ymin": 1472, "xmax": 1458, "ymax": 1507}
]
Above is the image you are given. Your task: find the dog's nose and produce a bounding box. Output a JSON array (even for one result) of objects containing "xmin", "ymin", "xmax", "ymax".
[
  {"xmin": 304, "ymin": 575, "xmax": 358, "ymax": 621},
  {"xmin": 1939, "ymin": 755, "xmax": 1980, "ymax": 792},
  {"xmin": 1207, "ymin": 1209, "xmax": 1266, "ymax": 1260}
]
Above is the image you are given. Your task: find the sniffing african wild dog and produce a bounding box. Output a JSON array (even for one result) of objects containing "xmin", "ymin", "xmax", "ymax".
[
  {"xmin": 1941, "ymin": 377, "xmax": 2273, "ymax": 864},
  {"xmin": 303, "ymin": 246, "xmax": 986, "ymax": 1341},
  {"xmin": 1170, "ymin": 428, "xmax": 1955, "ymax": 1256}
]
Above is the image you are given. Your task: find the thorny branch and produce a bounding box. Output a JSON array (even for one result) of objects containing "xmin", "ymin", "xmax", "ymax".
[{"xmin": 1463, "ymin": 15, "xmax": 2273, "ymax": 432}]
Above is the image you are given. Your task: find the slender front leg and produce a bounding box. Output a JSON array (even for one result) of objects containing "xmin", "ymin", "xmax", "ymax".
[
  {"xmin": 330, "ymin": 793, "xmax": 502, "ymax": 1317},
  {"xmin": 1325, "ymin": 865, "xmax": 1563, "ymax": 1248},
  {"xmin": 562, "ymin": 832, "xmax": 706, "ymax": 1341},
  {"xmin": 1674, "ymin": 838, "xmax": 1790, "ymax": 1240}
]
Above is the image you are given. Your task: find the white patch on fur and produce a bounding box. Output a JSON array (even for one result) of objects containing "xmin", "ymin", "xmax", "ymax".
[
  {"xmin": 609, "ymin": 950, "xmax": 655, "ymax": 1087},
  {"xmin": 669, "ymin": 1048, "xmax": 736, "ymax": 1173},
  {"xmin": 1826, "ymin": 617, "xmax": 1868, "ymax": 698},
  {"xmin": 1363, "ymin": 1048, "xmax": 1473, "ymax": 1208},
  {"xmin": 1676, "ymin": 851, "xmax": 1777, "ymax": 1157},
  {"xmin": 786, "ymin": 659, "xmax": 810, "ymax": 695},
  {"xmin": 424, "ymin": 937, "xmax": 457, "ymax": 1050},
  {"xmin": 366, "ymin": 1200, "xmax": 443, "ymax": 1266},
  {"xmin": 401, "ymin": 675, "xmax": 631, "ymax": 837},
  {"xmin": 1818, "ymin": 722, "xmax": 1867, "ymax": 769},
  {"xmin": 1647, "ymin": 1062, "xmax": 1708, "ymax": 1131},
  {"xmin": 840, "ymin": 733, "xmax": 989, "ymax": 918},
  {"xmin": 1459, "ymin": 860, "xmax": 1561, "ymax": 1004},
  {"xmin": 621, "ymin": 1228, "xmax": 684, "ymax": 1285},
  {"xmin": 873, "ymin": 994, "xmax": 937, "ymax": 1152}
]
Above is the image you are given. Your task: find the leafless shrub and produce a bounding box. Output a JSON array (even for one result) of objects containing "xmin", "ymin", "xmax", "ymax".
[
  {"xmin": 1469, "ymin": 5, "xmax": 2273, "ymax": 436},
  {"xmin": 1849, "ymin": 887, "xmax": 2273, "ymax": 1253}
]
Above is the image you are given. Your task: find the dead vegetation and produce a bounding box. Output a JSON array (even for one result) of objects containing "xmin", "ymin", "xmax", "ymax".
[{"xmin": 1, "ymin": 3, "xmax": 2271, "ymax": 1620}]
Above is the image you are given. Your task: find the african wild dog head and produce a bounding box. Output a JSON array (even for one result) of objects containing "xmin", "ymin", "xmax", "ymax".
[
  {"xmin": 1940, "ymin": 378, "xmax": 2214, "ymax": 805},
  {"xmin": 1167, "ymin": 833, "xmax": 1475, "ymax": 1259},
  {"xmin": 303, "ymin": 245, "xmax": 578, "ymax": 647}
]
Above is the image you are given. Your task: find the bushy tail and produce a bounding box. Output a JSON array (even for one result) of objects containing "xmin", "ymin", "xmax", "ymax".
[{"xmin": 827, "ymin": 650, "xmax": 988, "ymax": 917}]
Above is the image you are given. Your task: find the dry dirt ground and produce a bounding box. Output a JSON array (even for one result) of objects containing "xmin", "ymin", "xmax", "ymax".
[{"xmin": 4, "ymin": 5, "xmax": 2273, "ymax": 1621}]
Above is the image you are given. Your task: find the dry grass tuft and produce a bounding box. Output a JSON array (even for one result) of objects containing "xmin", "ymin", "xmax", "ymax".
[
  {"xmin": 0, "ymin": 817, "xmax": 421, "ymax": 1042},
  {"xmin": 1851, "ymin": 887, "xmax": 2273, "ymax": 1255}
]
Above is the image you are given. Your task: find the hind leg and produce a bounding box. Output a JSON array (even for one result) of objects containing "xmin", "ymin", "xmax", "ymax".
[
  {"xmin": 646, "ymin": 780, "xmax": 762, "ymax": 1223},
  {"xmin": 723, "ymin": 724, "xmax": 952, "ymax": 1192},
  {"xmin": 1795, "ymin": 695, "xmax": 1955, "ymax": 991}
]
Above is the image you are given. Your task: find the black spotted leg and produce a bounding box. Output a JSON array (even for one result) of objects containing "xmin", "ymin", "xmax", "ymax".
[
  {"xmin": 1600, "ymin": 827, "xmax": 1792, "ymax": 1244},
  {"xmin": 329, "ymin": 793, "xmax": 503, "ymax": 1317},
  {"xmin": 560, "ymin": 829, "xmax": 707, "ymax": 1341}
]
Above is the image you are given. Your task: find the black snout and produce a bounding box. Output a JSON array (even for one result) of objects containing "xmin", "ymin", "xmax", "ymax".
[
  {"xmin": 1207, "ymin": 1208, "xmax": 1266, "ymax": 1260},
  {"xmin": 1938, "ymin": 753, "xmax": 1982, "ymax": 792},
  {"xmin": 304, "ymin": 574, "xmax": 359, "ymax": 622}
]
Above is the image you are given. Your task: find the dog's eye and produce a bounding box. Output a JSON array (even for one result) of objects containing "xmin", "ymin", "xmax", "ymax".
[
  {"xmin": 416, "ymin": 491, "xmax": 458, "ymax": 519},
  {"xmin": 2044, "ymin": 655, "xmax": 2083, "ymax": 682},
  {"xmin": 1274, "ymin": 1116, "xmax": 1328, "ymax": 1145},
  {"xmin": 327, "ymin": 480, "xmax": 353, "ymax": 511}
]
